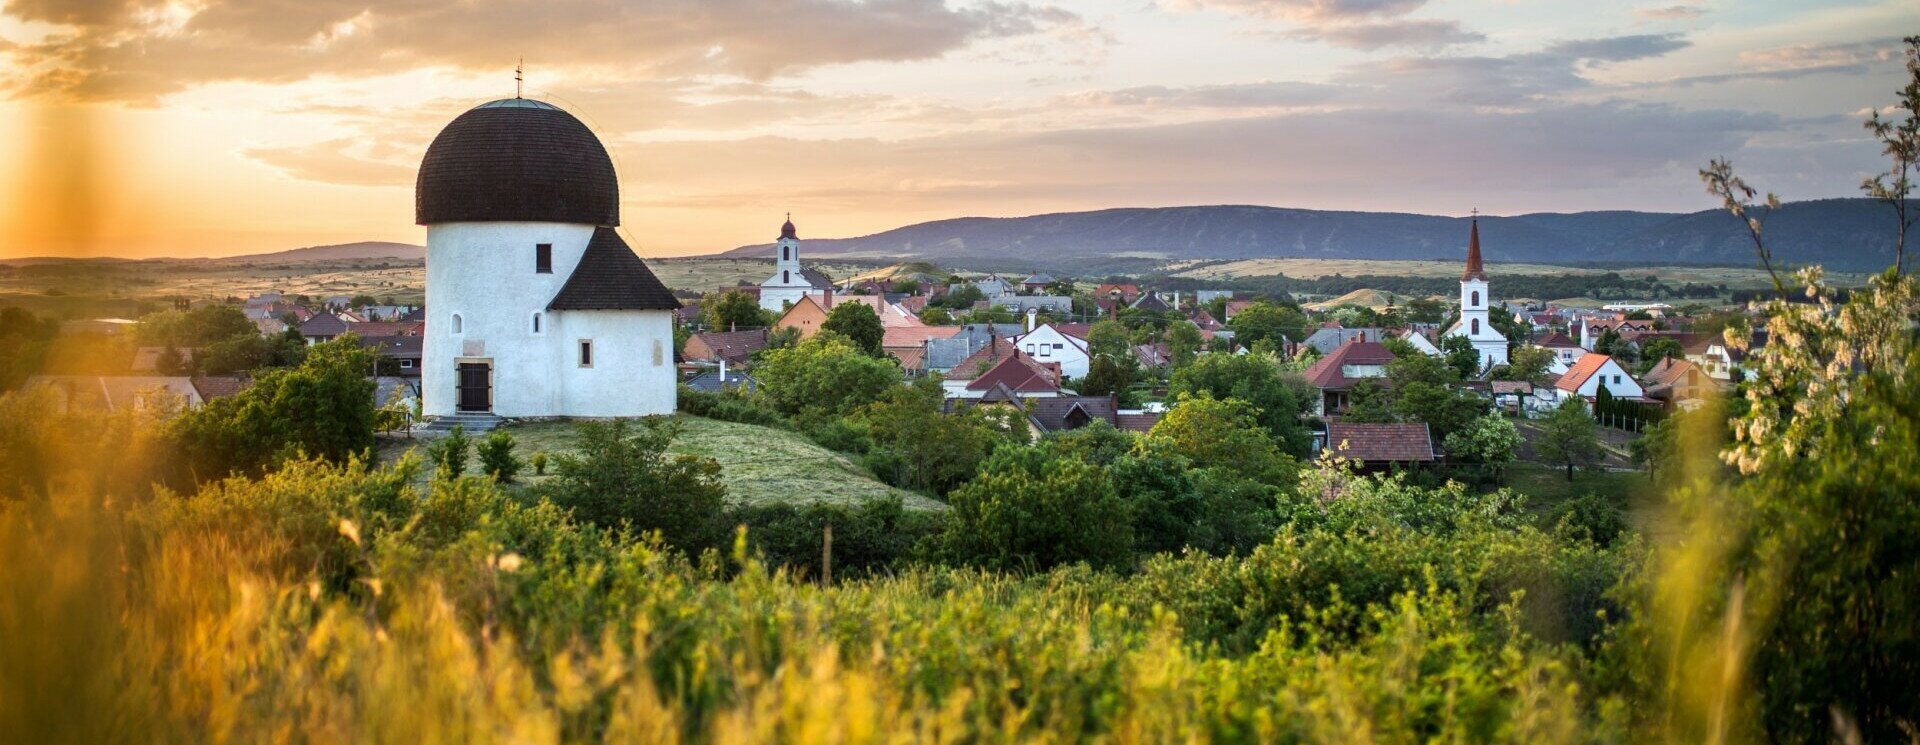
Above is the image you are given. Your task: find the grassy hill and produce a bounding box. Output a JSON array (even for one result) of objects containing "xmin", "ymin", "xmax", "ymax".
[
  {"xmin": 1303, "ymin": 288, "xmax": 1411, "ymax": 311},
  {"xmin": 419, "ymin": 416, "xmax": 944, "ymax": 511}
]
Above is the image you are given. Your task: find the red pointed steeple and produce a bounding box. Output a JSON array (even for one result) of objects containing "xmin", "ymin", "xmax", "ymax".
[{"xmin": 1462, "ymin": 213, "xmax": 1487, "ymax": 282}]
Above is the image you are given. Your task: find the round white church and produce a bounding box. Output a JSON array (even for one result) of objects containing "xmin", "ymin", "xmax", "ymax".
[{"xmin": 416, "ymin": 97, "xmax": 680, "ymax": 418}]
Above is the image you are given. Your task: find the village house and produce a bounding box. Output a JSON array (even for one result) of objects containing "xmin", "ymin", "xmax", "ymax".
[
  {"xmin": 882, "ymin": 325, "xmax": 964, "ymax": 373},
  {"xmin": 1579, "ymin": 316, "xmax": 1656, "ymax": 350},
  {"xmin": 1302, "ymin": 339, "xmax": 1397, "ymax": 416},
  {"xmin": 1641, "ymin": 357, "xmax": 1720, "ymax": 409},
  {"xmin": 1530, "ymin": 331, "xmax": 1584, "ymax": 368},
  {"xmin": 773, "ymin": 290, "xmax": 923, "ymax": 338},
  {"xmin": 941, "ymin": 339, "xmax": 1062, "ymax": 400},
  {"xmin": 1010, "ymin": 321, "xmax": 1092, "ymax": 379},
  {"xmin": 682, "ymin": 328, "xmax": 771, "ymax": 366},
  {"xmin": 1097, "ymin": 283, "xmax": 1141, "ymax": 305},
  {"xmin": 1684, "ymin": 329, "xmax": 1767, "ymax": 381},
  {"xmin": 1319, "ymin": 422, "xmax": 1437, "ymax": 472},
  {"xmin": 1553, "ymin": 352, "xmax": 1645, "ymax": 405}
]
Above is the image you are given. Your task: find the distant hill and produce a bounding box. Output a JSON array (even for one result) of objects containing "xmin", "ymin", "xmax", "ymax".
[
  {"xmin": 720, "ymin": 199, "xmax": 1915, "ymax": 273},
  {"xmin": 220, "ymin": 241, "xmax": 424, "ymax": 263}
]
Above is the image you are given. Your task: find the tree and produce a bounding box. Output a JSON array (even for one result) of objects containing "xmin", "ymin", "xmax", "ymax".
[
  {"xmin": 1168, "ymin": 353, "xmax": 1311, "ymax": 456},
  {"xmin": 939, "ymin": 283, "xmax": 984, "ymax": 309},
  {"xmin": 349, "ymin": 294, "xmax": 378, "ymax": 309},
  {"xmin": 1140, "ymin": 393, "xmax": 1296, "ymax": 485},
  {"xmin": 1502, "ymin": 345, "xmax": 1554, "ymax": 383},
  {"xmin": 1536, "ymin": 397, "xmax": 1601, "ymax": 481},
  {"xmin": 1862, "ymin": 39, "xmax": 1918, "ymax": 273},
  {"xmin": 820, "ymin": 302, "xmax": 886, "ymax": 357},
  {"xmin": 168, "ymin": 336, "xmax": 377, "ymax": 481},
  {"xmin": 890, "ymin": 278, "xmax": 922, "ymax": 295},
  {"xmin": 1227, "ymin": 302, "xmax": 1307, "ymax": 348},
  {"xmin": 476, "ymin": 430, "xmax": 522, "ymax": 483},
  {"xmin": 1164, "ymin": 321, "xmax": 1203, "ymax": 369},
  {"xmin": 1390, "ymin": 381, "xmax": 1485, "ymax": 444},
  {"xmin": 1638, "ymin": 338, "xmax": 1682, "ymax": 370},
  {"xmin": 753, "ymin": 334, "xmax": 900, "ymax": 417},
  {"xmin": 917, "ymin": 307, "xmax": 952, "ymax": 325},
  {"xmin": 702, "ymin": 290, "xmax": 771, "ymax": 331},
  {"xmin": 1440, "ymin": 334, "xmax": 1480, "ymax": 379},
  {"xmin": 1107, "ymin": 451, "xmax": 1276, "ymax": 557},
  {"xmin": 541, "ymin": 418, "xmax": 729, "ymax": 554},
  {"xmin": 1079, "ymin": 354, "xmax": 1135, "ymax": 399},
  {"xmin": 1404, "ymin": 297, "xmax": 1448, "ymax": 324},
  {"xmin": 936, "ymin": 446, "xmax": 1134, "ymax": 571},
  {"xmin": 859, "ymin": 381, "xmax": 1018, "ymax": 495},
  {"xmin": 1086, "ymin": 319, "xmax": 1132, "ymax": 360},
  {"xmin": 1442, "ymin": 413, "xmax": 1521, "ymax": 480},
  {"xmin": 1342, "ymin": 379, "xmax": 1396, "ymax": 423}
]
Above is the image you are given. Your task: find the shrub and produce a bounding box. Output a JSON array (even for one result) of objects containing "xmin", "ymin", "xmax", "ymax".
[
  {"xmin": 935, "ymin": 445, "xmax": 1134, "ymax": 571},
  {"xmin": 729, "ymin": 496, "xmax": 945, "ymax": 580},
  {"xmin": 475, "ymin": 430, "xmax": 521, "ymax": 483},
  {"xmin": 678, "ymin": 385, "xmax": 784, "ymax": 426},
  {"xmin": 425, "ymin": 425, "xmax": 471, "ymax": 478},
  {"xmin": 1550, "ymin": 492, "xmax": 1627, "ymax": 546},
  {"xmin": 539, "ymin": 418, "xmax": 729, "ymax": 555},
  {"xmin": 167, "ymin": 336, "xmax": 377, "ymax": 481},
  {"xmin": 530, "ymin": 451, "xmax": 548, "ymax": 476}
]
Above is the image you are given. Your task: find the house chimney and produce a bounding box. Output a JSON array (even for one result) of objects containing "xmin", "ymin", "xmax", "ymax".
[
  {"xmin": 1026, "ymin": 308, "xmax": 1038, "ymax": 333},
  {"xmin": 1174, "ymin": 291, "xmax": 1181, "ymax": 309},
  {"xmin": 719, "ymin": 358, "xmax": 727, "ymax": 385},
  {"xmin": 822, "ymin": 285, "xmax": 833, "ymax": 308}
]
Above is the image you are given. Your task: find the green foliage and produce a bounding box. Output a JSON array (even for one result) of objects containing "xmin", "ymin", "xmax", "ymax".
[
  {"xmin": 1085, "ymin": 319, "xmax": 1132, "ymax": 360},
  {"xmin": 1164, "ymin": 320, "xmax": 1203, "ymax": 368},
  {"xmin": 1226, "ymin": 301, "xmax": 1307, "ymax": 347},
  {"xmin": 1502, "ymin": 345, "xmax": 1554, "ymax": 382},
  {"xmin": 1342, "ymin": 379, "xmax": 1396, "ymax": 423},
  {"xmin": 858, "ymin": 382, "xmax": 1017, "ymax": 495},
  {"xmin": 0, "ymin": 306, "xmax": 57, "ymax": 390},
  {"xmin": 1078, "ymin": 353, "xmax": 1135, "ymax": 399},
  {"xmin": 820, "ymin": 302, "xmax": 886, "ymax": 357},
  {"xmin": 1549, "ymin": 492, "xmax": 1626, "ymax": 546},
  {"xmin": 426, "ymin": 425, "xmax": 471, "ymax": 479},
  {"xmin": 1637, "ymin": 337, "xmax": 1682, "ymax": 368},
  {"xmin": 937, "ymin": 282, "xmax": 984, "ymax": 309},
  {"xmin": 677, "ymin": 385, "xmax": 784, "ymax": 426},
  {"xmin": 1443, "ymin": 413, "xmax": 1522, "ymax": 483},
  {"xmin": 476, "ymin": 431, "xmax": 521, "ymax": 483},
  {"xmin": 700, "ymin": 290, "xmax": 771, "ymax": 331},
  {"xmin": 540, "ymin": 418, "xmax": 729, "ymax": 555},
  {"xmin": 1536, "ymin": 398, "xmax": 1602, "ymax": 481},
  {"xmin": 753, "ymin": 334, "xmax": 900, "ymax": 418},
  {"xmin": 137, "ymin": 304, "xmax": 257, "ymax": 347},
  {"xmin": 1142, "ymin": 393, "xmax": 1297, "ymax": 486},
  {"xmin": 1168, "ymin": 352, "xmax": 1311, "ymax": 456},
  {"xmin": 167, "ymin": 336, "xmax": 376, "ymax": 481},
  {"xmin": 730, "ymin": 496, "xmax": 944, "ymax": 580},
  {"xmin": 1108, "ymin": 452, "xmax": 1276, "ymax": 557},
  {"xmin": 935, "ymin": 445, "xmax": 1134, "ymax": 571},
  {"xmin": 916, "ymin": 306, "xmax": 952, "ymax": 325},
  {"xmin": 530, "ymin": 451, "xmax": 548, "ymax": 476},
  {"xmin": 1440, "ymin": 333, "xmax": 1481, "ymax": 378}
]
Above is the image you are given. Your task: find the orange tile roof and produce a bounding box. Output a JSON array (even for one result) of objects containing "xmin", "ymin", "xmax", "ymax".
[
  {"xmin": 1327, "ymin": 422, "xmax": 1435, "ymax": 462},
  {"xmin": 882, "ymin": 325, "xmax": 963, "ymax": 349},
  {"xmin": 1556, "ymin": 352, "xmax": 1614, "ymax": 392}
]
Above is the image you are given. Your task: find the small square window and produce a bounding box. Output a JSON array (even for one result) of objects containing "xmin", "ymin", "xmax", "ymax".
[
  {"xmin": 536, "ymin": 244, "xmax": 553, "ymax": 273},
  {"xmin": 579, "ymin": 339, "xmax": 593, "ymax": 368},
  {"xmin": 399, "ymin": 359, "xmax": 413, "ymax": 369}
]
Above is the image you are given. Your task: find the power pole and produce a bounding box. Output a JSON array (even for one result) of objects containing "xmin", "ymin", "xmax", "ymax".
[{"xmin": 821, "ymin": 523, "xmax": 833, "ymax": 585}]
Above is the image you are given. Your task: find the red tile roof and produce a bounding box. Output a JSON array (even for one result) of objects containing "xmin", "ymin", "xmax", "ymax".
[
  {"xmin": 1530, "ymin": 331, "xmax": 1579, "ymax": 348},
  {"xmin": 1302, "ymin": 340, "xmax": 1397, "ymax": 390},
  {"xmin": 1327, "ymin": 422, "xmax": 1435, "ymax": 462},
  {"xmin": 1116, "ymin": 412, "xmax": 1161, "ymax": 433},
  {"xmin": 966, "ymin": 352, "xmax": 1060, "ymax": 393}
]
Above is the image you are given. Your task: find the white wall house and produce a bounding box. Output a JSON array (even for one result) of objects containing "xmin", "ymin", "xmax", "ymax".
[
  {"xmin": 1553, "ymin": 352, "xmax": 1645, "ymax": 404},
  {"xmin": 1011, "ymin": 323, "xmax": 1092, "ymax": 380},
  {"xmin": 759, "ymin": 216, "xmax": 814, "ymax": 312},
  {"xmin": 418, "ymin": 97, "xmax": 679, "ymax": 419},
  {"xmin": 1441, "ymin": 218, "xmax": 1508, "ymax": 374},
  {"xmin": 1398, "ymin": 329, "xmax": 1442, "ymax": 357}
]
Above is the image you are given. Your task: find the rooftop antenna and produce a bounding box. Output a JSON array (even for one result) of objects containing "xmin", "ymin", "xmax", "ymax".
[{"xmin": 515, "ymin": 58, "xmax": 524, "ymax": 98}]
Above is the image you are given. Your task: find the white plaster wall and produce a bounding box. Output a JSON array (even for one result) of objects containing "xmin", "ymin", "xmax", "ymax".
[
  {"xmin": 1575, "ymin": 360, "xmax": 1643, "ymax": 399},
  {"xmin": 1013, "ymin": 326, "xmax": 1089, "ymax": 379},
  {"xmin": 424, "ymin": 222, "xmax": 677, "ymax": 418}
]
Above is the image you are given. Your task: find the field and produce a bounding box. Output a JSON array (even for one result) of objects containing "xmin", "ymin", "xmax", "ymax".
[
  {"xmin": 382, "ymin": 415, "xmax": 944, "ymax": 511},
  {"xmin": 648, "ymin": 257, "xmax": 889, "ymax": 293},
  {"xmin": 1170, "ymin": 257, "xmax": 1869, "ymax": 288}
]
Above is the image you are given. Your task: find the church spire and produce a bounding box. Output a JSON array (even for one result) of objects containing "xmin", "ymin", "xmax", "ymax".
[{"xmin": 1462, "ymin": 210, "xmax": 1487, "ymax": 282}]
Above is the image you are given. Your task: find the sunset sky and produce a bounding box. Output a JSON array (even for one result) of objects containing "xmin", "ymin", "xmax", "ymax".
[{"xmin": 0, "ymin": 0, "xmax": 1912, "ymax": 259}]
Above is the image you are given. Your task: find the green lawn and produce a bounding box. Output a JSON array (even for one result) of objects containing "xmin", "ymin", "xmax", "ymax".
[
  {"xmin": 1504, "ymin": 464, "xmax": 1678, "ymax": 542},
  {"xmin": 386, "ymin": 415, "xmax": 945, "ymax": 511}
]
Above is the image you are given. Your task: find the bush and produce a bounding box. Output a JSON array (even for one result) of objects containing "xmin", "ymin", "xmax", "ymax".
[
  {"xmin": 678, "ymin": 385, "xmax": 784, "ymax": 426},
  {"xmin": 539, "ymin": 418, "xmax": 729, "ymax": 555},
  {"xmin": 1550, "ymin": 492, "xmax": 1627, "ymax": 546},
  {"xmin": 730, "ymin": 496, "xmax": 945, "ymax": 580},
  {"xmin": 935, "ymin": 445, "xmax": 1134, "ymax": 571},
  {"xmin": 167, "ymin": 336, "xmax": 377, "ymax": 481},
  {"xmin": 475, "ymin": 431, "xmax": 521, "ymax": 483},
  {"xmin": 425, "ymin": 425, "xmax": 471, "ymax": 478},
  {"xmin": 530, "ymin": 451, "xmax": 548, "ymax": 476}
]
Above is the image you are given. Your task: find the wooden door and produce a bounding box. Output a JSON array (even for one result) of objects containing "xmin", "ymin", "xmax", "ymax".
[{"xmin": 457, "ymin": 362, "xmax": 490, "ymax": 412}]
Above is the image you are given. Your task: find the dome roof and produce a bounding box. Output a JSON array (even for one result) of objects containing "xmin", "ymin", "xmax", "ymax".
[{"xmin": 416, "ymin": 98, "xmax": 620, "ymax": 226}]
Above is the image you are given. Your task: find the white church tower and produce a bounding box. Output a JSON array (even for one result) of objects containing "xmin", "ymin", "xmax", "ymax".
[
  {"xmin": 1443, "ymin": 215, "xmax": 1508, "ymax": 373},
  {"xmin": 758, "ymin": 215, "xmax": 812, "ymax": 312},
  {"xmin": 417, "ymin": 97, "xmax": 680, "ymax": 419}
]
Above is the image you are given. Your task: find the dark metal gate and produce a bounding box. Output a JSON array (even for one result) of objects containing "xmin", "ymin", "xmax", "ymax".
[{"xmin": 457, "ymin": 362, "xmax": 490, "ymax": 412}]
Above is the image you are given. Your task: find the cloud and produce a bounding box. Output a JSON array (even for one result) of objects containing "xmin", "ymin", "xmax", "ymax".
[
  {"xmin": 4, "ymin": 0, "xmax": 1077, "ymax": 102},
  {"xmin": 1632, "ymin": 4, "xmax": 1706, "ymax": 22},
  {"xmin": 1166, "ymin": 0, "xmax": 1479, "ymax": 50},
  {"xmin": 1544, "ymin": 33, "xmax": 1690, "ymax": 62},
  {"xmin": 1737, "ymin": 37, "xmax": 1901, "ymax": 71},
  {"xmin": 1060, "ymin": 80, "xmax": 1343, "ymax": 108},
  {"xmin": 244, "ymin": 138, "xmax": 414, "ymax": 187}
]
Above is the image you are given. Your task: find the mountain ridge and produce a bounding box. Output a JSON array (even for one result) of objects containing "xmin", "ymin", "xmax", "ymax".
[{"xmin": 718, "ymin": 199, "xmax": 1914, "ymax": 272}]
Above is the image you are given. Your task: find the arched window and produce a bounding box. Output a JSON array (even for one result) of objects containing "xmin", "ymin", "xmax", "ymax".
[
  {"xmin": 1471, "ymin": 318, "xmax": 1481, "ymax": 334},
  {"xmin": 531, "ymin": 312, "xmax": 542, "ymax": 334},
  {"xmin": 783, "ymin": 270, "xmax": 790, "ymax": 283},
  {"xmin": 1470, "ymin": 291, "xmax": 1480, "ymax": 307},
  {"xmin": 782, "ymin": 246, "xmax": 789, "ymax": 261},
  {"xmin": 451, "ymin": 314, "xmax": 463, "ymax": 334}
]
